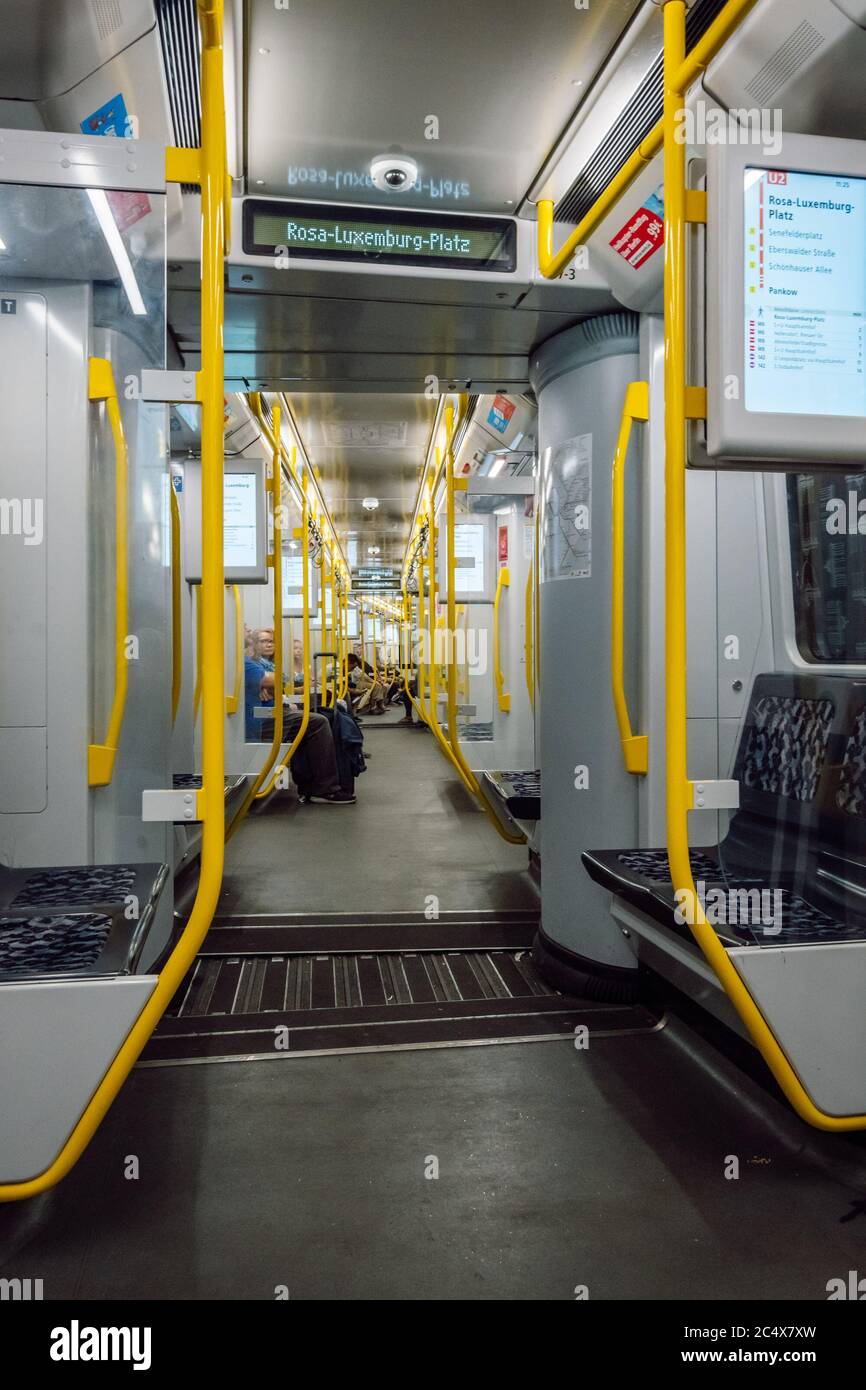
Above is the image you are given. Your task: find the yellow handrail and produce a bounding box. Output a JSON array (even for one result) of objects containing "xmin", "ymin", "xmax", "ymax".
[
  {"xmin": 658, "ymin": 0, "xmax": 866, "ymax": 1130},
  {"xmin": 611, "ymin": 381, "xmax": 649, "ymax": 775},
  {"xmin": 524, "ymin": 558, "xmax": 534, "ymax": 709},
  {"xmin": 535, "ymin": 0, "xmax": 759, "ymax": 279},
  {"xmin": 87, "ymin": 357, "xmax": 129, "ymax": 787},
  {"xmin": 493, "ymin": 566, "xmax": 511, "ymax": 714},
  {"xmin": 441, "ymin": 399, "xmax": 524, "ymax": 842},
  {"xmin": 170, "ymin": 479, "xmax": 182, "ymax": 725},
  {"xmin": 192, "ymin": 582, "xmax": 203, "ymax": 721},
  {"xmin": 0, "ymin": 0, "xmax": 230, "ymax": 1200},
  {"xmin": 225, "ymin": 583, "xmax": 243, "ymax": 715},
  {"xmin": 260, "ymin": 471, "xmax": 312, "ymax": 797},
  {"xmin": 229, "ymin": 405, "xmax": 285, "ymax": 827}
]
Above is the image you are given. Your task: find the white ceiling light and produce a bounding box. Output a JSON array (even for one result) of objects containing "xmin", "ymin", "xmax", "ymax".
[
  {"xmin": 368, "ymin": 546, "xmax": 380, "ymax": 555},
  {"xmin": 0, "ymin": 236, "xmax": 6, "ymax": 251},
  {"xmin": 86, "ymin": 189, "xmax": 146, "ymax": 316},
  {"xmin": 488, "ymin": 455, "xmax": 506, "ymax": 479},
  {"xmin": 362, "ymin": 496, "xmax": 379, "ymax": 510}
]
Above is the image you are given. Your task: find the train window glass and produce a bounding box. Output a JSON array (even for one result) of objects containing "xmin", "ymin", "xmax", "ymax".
[{"xmin": 786, "ymin": 472, "xmax": 866, "ymax": 663}]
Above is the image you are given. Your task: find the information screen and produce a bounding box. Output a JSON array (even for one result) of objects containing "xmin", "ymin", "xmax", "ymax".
[
  {"xmin": 454, "ymin": 523, "xmax": 486, "ymax": 596},
  {"xmin": 243, "ymin": 199, "xmax": 516, "ymax": 272},
  {"xmin": 744, "ymin": 168, "xmax": 866, "ymax": 417},
  {"xmin": 281, "ymin": 554, "xmax": 314, "ymax": 610},
  {"xmin": 224, "ymin": 473, "xmax": 258, "ymax": 570}
]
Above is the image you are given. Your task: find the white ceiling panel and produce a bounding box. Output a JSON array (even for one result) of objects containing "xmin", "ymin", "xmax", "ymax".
[{"xmin": 246, "ymin": 0, "xmax": 642, "ymax": 212}]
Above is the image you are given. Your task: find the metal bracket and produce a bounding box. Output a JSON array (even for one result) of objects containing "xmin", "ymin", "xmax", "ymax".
[
  {"xmin": 141, "ymin": 369, "xmax": 202, "ymax": 403},
  {"xmin": 142, "ymin": 789, "xmax": 202, "ymax": 823},
  {"xmin": 690, "ymin": 779, "xmax": 739, "ymax": 811}
]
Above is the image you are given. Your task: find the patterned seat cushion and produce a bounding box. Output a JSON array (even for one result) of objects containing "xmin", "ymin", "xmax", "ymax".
[
  {"xmin": 9, "ymin": 865, "xmax": 137, "ymax": 909},
  {"xmin": 0, "ymin": 914, "xmax": 112, "ymax": 977},
  {"xmin": 739, "ymin": 695, "xmax": 833, "ymax": 802},
  {"xmin": 837, "ymin": 706, "xmax": 866, "ymax": 817}
]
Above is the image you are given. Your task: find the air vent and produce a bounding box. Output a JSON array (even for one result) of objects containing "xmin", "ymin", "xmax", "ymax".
[
  {"xmin": 156, "ymin": 0, "xmax": 202, "ymax": 169},
  {"xmin": 91, "ymin": 0, "xmax": 124, "ymax": 40},
  {"xmin": 323, "ymin": 421, "xmax": 409, "ymax": 447},
  {"xmin": 744, "ymin": 20, "xmax": 825, "ymax": 105},
  {"xmin": 555, "ymin": 0, "xmax": 730, "ymax": 226}
]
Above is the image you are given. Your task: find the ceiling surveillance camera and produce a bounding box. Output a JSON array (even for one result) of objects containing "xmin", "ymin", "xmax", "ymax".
[{"xmin": 370, "ymin": 153, "xmax": 418, "ymax": 193}]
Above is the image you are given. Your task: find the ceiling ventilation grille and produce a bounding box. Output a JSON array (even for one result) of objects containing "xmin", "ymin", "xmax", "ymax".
[
  {"xmin": 555, "ymin": 0, "xmax": 730, "ymax": 226},
  {"xmin": 91, "ymin": 0, "xmax": 124, "ymax": 40},
  {"xmin": 156, "ymin": 0, "xmax": 201, "ymax": 187}
]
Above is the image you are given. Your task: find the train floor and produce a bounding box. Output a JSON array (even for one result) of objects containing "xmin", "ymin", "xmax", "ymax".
[{"xmin": 2, "ymin": 718, "xmax": 866, "ymax": 1299}]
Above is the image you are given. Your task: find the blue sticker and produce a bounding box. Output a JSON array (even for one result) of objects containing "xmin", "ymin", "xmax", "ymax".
[
  {"xmin": 80, "ymin": 93, "xmax": 131, "ymax": 139},
  {"xmin": 172, "ymin": 474, "xmax": 183, "ymax": 494}
]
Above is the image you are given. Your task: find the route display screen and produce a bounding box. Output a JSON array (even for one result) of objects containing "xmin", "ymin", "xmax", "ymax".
[
  {"xmin": 744, "ymin": 168, "xmax": 866, "ymax": 418},
  {"xmin": 243, "ymin": 200, "xmax": 516, "ymax": 272}
]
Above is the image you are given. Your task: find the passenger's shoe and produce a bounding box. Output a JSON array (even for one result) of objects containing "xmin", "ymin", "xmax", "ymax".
[{"xmin": 305, "ymin": 790, "xmax": 356, "ymax": 805}]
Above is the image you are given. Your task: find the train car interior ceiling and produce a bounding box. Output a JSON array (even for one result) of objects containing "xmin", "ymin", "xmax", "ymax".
[{"xmin": 3, "ymin": 0, "xmax": 866, "ymax": 1312}]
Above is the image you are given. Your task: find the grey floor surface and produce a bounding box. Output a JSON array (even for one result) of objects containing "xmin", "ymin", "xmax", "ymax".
[
  {"xmin": 3, "ymin": 718, "xmax": 864, "ymax": 1301},
  {"xmin": 2, "ymin": 1028, "xmax": 866, "ymax": 1300},
  {"xmin": 219, "ymin": 716, "xmax": 539, "ymax": 915}
]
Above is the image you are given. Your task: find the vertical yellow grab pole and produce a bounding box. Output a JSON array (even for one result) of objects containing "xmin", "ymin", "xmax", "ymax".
[
  {"xmin": 442, "ymin": 399, "xmax": 524, "ymax": 836},
  {"xmin": 170, "ymin": 474, "xmax": 182, "ymax": 726},
  {"xmin": 225, "ymin": 583, "xmax": 243, "ymax": 715},
  {"xmin": 261, "ymin": 472, "xmax": 311, "ymax": 795},
  {"xmin": 0, "ymin": 0, "xmax": 230, "ymax": 1201},
  {"xmin": 660, "ymin": 0, "xmax": 864, "ymax": 1130}
]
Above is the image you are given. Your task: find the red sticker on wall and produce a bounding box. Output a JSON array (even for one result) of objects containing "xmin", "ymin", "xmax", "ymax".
[
  {"xmin": 609, "ymin": 190, "xmax": 665, "ymax": 269},
  {"xmin": 498, "ymin": 525, "xmax": 508, "ymax": 565}
]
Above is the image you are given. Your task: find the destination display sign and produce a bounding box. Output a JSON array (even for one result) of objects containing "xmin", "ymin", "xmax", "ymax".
[
  {"xmin": 243, "ymin": 200, "xmax": 516, "ymax": 272},
  {"xmin": 744, "ymin": 168, "xmax": 866, "ymax": 418},
  {"xmin": 351, "ymin": 565, "xmax": 402, "ymax": 593}
]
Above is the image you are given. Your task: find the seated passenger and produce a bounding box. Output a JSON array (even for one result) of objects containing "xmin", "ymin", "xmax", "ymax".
[
  {"xmin": 347, "ymin": 652, "xmax": 387, "ymax": 714},
  {"xmin": 244, "ymin": 652, "xmax": 355, "ymax": 805}
]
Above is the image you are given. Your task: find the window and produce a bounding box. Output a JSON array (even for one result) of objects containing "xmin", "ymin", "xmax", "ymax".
[{"xmin": 787, "ymin": 472, "xmax": 866, "ymax": 662}]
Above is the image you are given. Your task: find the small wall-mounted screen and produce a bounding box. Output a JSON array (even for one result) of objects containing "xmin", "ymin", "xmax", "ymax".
[
  {"xmin": 453, "ymin": 522, "xmax": 487, "ymax": 596},
  {"xmin": 744, "ymin": 168, "xmax": 866, "ymax": 418},
  {"xmin": 184, "ymin": 457, "xmax": 267, "ymax": 583},
  {"xmin": 224, "ymin": 473, "xmax": 259, "ymax": 570}
]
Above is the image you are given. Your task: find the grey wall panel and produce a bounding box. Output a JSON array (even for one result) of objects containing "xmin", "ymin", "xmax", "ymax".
[
  {"xmin": 531, "ymin": 315, "xmax": 640, "ymax": 971},
  {"xmin": 0, "ymin": 282, "xmax": 91, "ymax": 866},
  {"xmin": 0, "ymin": 291, "xmax": 47, "ymax": 804}
]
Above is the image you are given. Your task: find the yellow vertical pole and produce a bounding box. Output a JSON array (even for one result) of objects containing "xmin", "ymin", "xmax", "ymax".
[{"xmin": 0, "ymin": 0, "xmax": 230, "ymax": 1202}]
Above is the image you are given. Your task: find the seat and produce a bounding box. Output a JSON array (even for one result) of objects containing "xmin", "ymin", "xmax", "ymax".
[
  {"xmin": 482, "ymin": 769, "xmax": 541, "ymax": 822},
  {"xmin": 583, "ymin": 673, "xmax": 866, "ymax": 950},
  {"xmin": 0, "ymin": 862, "xmax": 169, "ymax": 981}
]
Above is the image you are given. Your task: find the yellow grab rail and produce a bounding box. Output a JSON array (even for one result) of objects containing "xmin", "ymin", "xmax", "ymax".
[
  {"xmin": 0, "ymin": 0, "xmax": 230, "ymax": 1201},
  {"xmin": 441, "ymin": 399, "xmax": 524, "ymax": 843},
  {"xmin": 493, "ymin": 565, "xmax": 511, "ymax": 714},
  {"xmin": 524, "ymin": 559, "xmax": 535, "ymax": 708},
  {"xmin": 261, "ymin": 472, "xmax": 312, "ymax": 796},
  {"xmin": 225, "ymin": 583, "xmax": 243, "ymax": 715},
  {"xmin": 229, "ymin": 405, "xmax": 285, "ymax": 828},
  {"xmin": 658, "ymin": 0, "xmax": 866, "ymax": 1130},
  {"xmin": 87, "ymin": 357, "xmax": 129, "ymax": 787},
  {"xmin": 192, "ymin": 582, "xmax": 203, "ymax": 721},
  {"xmin": 611, "ymin": 380, "xmax": 649, "ymax": 775},
  {"xmin": 170, "ymin": 479, "xmax": 182, "ymax": 725},
  {"xmin": 535, "ymin": 0, "xmax": 759, "ymax": 279}
]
